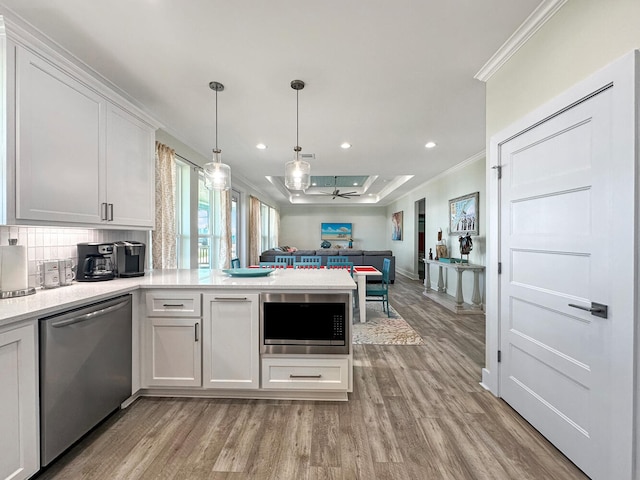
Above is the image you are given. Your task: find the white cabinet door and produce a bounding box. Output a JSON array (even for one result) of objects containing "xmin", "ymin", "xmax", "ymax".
[
  {"xmin": 15, "ymin": 47, "xmax": 105, "ymax": 225},
  {"xmin": 0, "ymin": 322, "xmax": 39, "ymax": 480},
  {"xmin": 203, "ymin": 293, "xmax": 259, "ymax": 389},
  {"xmin": 143, "ymin": 317, "xmax": 201, "ymax": 387},
  {"xmin": 105, "ymin": 104, "xmax": 155, "ymax": 228}
]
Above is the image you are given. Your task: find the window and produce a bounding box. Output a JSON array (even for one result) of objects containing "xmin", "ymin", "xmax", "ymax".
[
  {"xmin": 197, "ymin": 171, "xmax": 224, "ymax": 269},
  {"xmin": 259, "ymin": 201, "xmax": 278, "ymax": 252},
  {"xmin": 231, "ymin": 190, "xmax": 240, "ymax": 260},
  {"xmin": 174, "ymin": 159, "xmax": 192, "ymax": 268}
]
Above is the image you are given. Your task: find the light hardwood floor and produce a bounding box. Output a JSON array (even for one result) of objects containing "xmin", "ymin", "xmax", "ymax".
[{"xmin": 37, "ymin": 277, "xmax": 588, "ymax": 480}]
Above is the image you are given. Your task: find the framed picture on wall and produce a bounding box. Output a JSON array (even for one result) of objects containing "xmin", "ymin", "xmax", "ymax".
[
  {"xmin": 449, "ymin": 192, "xmax": 479, "ymax": 235},
  {"xmin": 392, "ymin": 211, "xmax": 403, "ymax": 241},
  {"xmin": 321, "ymin": 223, "xmax": 352, "ymax": 241}
]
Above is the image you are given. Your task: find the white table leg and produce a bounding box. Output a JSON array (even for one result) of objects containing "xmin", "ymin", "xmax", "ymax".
[
  {"xmin": 471, "ymin": 269, "xmax": 482, "ymax": 309},
  {"xmin": 437, "ymin": 266, "xmax": 445, "ymax": 293},
  {"xmin": 358, "ymin": 275, "xmax": 367, "ymax": 323},
  {"xmin": 424, "ymin": 262, "xmax": 431, "ymax": 293},
  {"xmin": 455, "ymin": 269, "xmax": 464, "ymax": 307}
]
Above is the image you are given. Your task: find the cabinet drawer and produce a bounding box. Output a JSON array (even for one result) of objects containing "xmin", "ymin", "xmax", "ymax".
[
  {"xmin": 146, "ymin": 292, "xmax": 201, "ymax": 317},
  {"xmin": 261, "ymin": 357, "xmax": 349, "ymax": 391}
]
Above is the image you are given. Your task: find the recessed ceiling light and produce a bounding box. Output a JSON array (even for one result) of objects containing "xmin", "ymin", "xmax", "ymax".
[
  {"xmin": 353, "ymin": 183, "xmax": 358, "ymax": 186},
  {"xmin": 340, "ymin": 142, "xmax": 352, "ymax": 149},
  {"xmin": 425, "ymin": 141, "xmax": 437, "ymax": 149},
  {"xmin": 256, "ymin": 143, "xmax": 267, "ymax": 150},
  {"xmin": 312, "ymin": 182, "xmax": 317, "ymax": 186}
]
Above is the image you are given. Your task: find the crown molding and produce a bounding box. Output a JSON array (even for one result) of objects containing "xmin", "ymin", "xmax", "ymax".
[{"xmin": 474, "ymin": 0, "xmax": 568, "ymax": 82}]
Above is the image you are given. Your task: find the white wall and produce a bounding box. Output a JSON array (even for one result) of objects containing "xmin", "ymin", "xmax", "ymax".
[
  {"xmin": 279, "ymin": 205, "xmax": 388, "ymax": 251},
  {"xmin": 385, "ymin": 155, "xmax": 486, "ymax": 302}
]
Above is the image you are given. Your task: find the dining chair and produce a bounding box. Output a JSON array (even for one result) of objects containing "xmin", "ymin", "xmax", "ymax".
[
  {"xmin": 327, "ymin": 259, "xmax": 354, "ymax": 276},
  {"xmin": 294, "ymin": 256, "xmax": 322, "ymax": 269},
  {"xmin": 365, "ymin": 258, "xmax": 391, "ymax": 317},
  {"xmin": 274, "ymin": 255, "xmax": 294, "ymax": 267},
  {"xmin": 230, "ymin": 258, "xmax": 241, "ymax": 268},
  {"xmin": 327, "ymin": 256, "xmax": 349, "ymax": 265}
]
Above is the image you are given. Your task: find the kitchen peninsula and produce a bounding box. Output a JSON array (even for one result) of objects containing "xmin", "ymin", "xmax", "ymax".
[{"xmin": 2, "ymin": 269, "xmax": 356, "ymax": 478}]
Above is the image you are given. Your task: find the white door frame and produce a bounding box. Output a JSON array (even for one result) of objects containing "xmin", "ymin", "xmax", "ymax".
[{"xmin": 485, "ymin": 50, "xmax": 639, "ymax": 479}]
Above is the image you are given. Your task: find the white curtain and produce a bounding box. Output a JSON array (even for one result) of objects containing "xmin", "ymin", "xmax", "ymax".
[
  {"xmin": 219, "ymin": 189, "xmax": 232, "ymax": 268},
  {"xmin": 248, "ymin": 195, "xmax": 262, "ymax": 266},
  {"xmin": 152, "ymin": 142, "xmax": 177, "ymax": 269}
]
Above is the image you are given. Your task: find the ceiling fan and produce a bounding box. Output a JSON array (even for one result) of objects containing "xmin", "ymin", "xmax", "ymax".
[{"xmin": 321, "ymin": 176, "xmax": 361, "ymax": 199}]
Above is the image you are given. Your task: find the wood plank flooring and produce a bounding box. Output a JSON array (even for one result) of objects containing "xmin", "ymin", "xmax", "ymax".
[{"xmin": 37, "ymin": 277, "xmax": 588, "ymax": 480}]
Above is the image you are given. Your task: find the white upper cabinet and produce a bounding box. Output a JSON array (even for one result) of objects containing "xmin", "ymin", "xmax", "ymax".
[
  {"xmin": 105, "ymin": 103, "xmax": 155, "ymax": 228},
  {"xmin": 0, "ymin": 16, "xmax": 159, "ymax": 229},
  {"xmin": 15, "ymin": 47, "xmax": 105, "ymax": 225}
]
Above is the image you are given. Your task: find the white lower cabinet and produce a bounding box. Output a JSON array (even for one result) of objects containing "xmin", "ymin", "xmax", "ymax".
[
  {"xmin": 202, "ymin": 293, "xmax": 259, "ymax": 390},
  {"xmin": 261, "ymin": 357, "xmax": 349, "ymax": 391},
  {"xmin": 142, "ymin": 292, "xmax": 202, "ymax": 388},
  {"xmin": 0, "ymin": 321, "xmax": 39, "ymax": 480}
]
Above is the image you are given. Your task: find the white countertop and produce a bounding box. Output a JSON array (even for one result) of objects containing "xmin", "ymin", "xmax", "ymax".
[{"xmin": 0, "ymin": 268, "xmax": 356, "ymax": 327}]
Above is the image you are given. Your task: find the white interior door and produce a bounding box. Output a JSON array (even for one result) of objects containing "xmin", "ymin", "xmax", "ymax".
[{"xmin": 498, "ymin": 87, "xmax": 615, "ymax": 479}]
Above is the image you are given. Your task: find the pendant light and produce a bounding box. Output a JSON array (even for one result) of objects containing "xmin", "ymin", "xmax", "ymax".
[
  {"xmin": 204, "ymin": 81, "xmax": 231, "ymax": 190},
  {"xmin": 284, "ymin": 79, "xmax": 311, "ymax": 191}
]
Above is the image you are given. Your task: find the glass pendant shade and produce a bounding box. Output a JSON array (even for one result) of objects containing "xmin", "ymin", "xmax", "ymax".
[
  {"xmin": 284, "ymin": 157, "xmax": 311, "ymax": 190},
  {"xmin": 204, "ymin": 150, "xmax": 231, "ymax": 191}
]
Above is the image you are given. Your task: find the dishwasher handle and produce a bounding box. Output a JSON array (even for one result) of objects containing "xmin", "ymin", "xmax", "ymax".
[{"xmin": 51, "ymin": 299, "xmax": 130, "ymax": 328}]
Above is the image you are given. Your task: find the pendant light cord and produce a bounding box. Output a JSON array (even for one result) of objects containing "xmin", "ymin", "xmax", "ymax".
[
  {"xmin": 215, "ymin": 88, "xmax": 219, "ymax": 153},
  {"xmin": 296, "ymin": 88, "xmax": 299, "ymax": 150}
]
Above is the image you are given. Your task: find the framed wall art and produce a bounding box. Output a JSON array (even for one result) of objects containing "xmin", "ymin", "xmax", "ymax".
[
  {"xmin": 321, "ymin": 223, "xmax": 352, "ymax": 241},
  {"xmin": 392, "ymin": 211, "xmax": 403, "ymax": 241},
  {"xmin": 449, "ymin": 192, "xmax": 479, "ymax": 235}
]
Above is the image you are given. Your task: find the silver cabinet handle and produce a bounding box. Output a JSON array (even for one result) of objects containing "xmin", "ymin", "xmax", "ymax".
[
  {"xmin": 101, "ymin": 202, "xmax": 108, "ymax": 221},
  {"xmin": 108, "ymin": 203, "xmax": 114, "ymax": 221},
  {"xmin": 214, "ymin": 297, "xmax": 248, "ymax": 301},
  {"xmin": 195, "ymin": 322, "xmax": 199, "ymax": 342},
  {"xmin": 163, "ymin": 303, "xmax": 185, "ymax": 307},
  {"xmin": 289, "ymin": 374, "xmax": 322, "ymax": 379},
  {"xmin": 568, "ymin": 302, "xmax": 608, "ymax": 319}
]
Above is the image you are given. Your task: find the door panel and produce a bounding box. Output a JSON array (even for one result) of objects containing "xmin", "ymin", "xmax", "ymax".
[{"xmin": 499, "ymin": 87, "xmax": 612, "ymax": 479}]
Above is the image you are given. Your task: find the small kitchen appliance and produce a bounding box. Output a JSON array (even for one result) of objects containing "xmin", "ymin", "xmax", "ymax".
[
  {"xmin": 76, "ymin": 243, "xmax": 115, "ymax": 282},
  {"xmin": 113, "ymin": 241, "xmax": 146, "ymax": 277}
]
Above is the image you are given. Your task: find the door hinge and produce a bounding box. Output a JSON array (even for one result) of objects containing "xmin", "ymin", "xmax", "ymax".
[
  {"xmin": 491, "ymin": 165, "xmax": 502, "ymax": 179},
  {"xmin": 498, "ymin": 262, "xmax": 502, "ymax": 274},
  {"xmin": 497, "ymin": 350, "xmax": 502, "ymax": 363}
]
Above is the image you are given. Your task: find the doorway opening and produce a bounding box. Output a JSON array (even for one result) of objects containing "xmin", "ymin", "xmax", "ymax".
[{"xmin": 415, "ymin": 198, "xmax": 425, "ymax": 280}]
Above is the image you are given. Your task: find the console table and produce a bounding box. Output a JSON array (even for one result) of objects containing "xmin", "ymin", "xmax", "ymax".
[{"xmin": 423, "ymin": 259, "xmax": 485, "ymax": 314}]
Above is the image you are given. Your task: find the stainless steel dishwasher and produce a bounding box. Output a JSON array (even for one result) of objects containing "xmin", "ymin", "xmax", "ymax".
[{"xmin": 39, "ymin": 294, "xmax": 132, "ymax": 466}]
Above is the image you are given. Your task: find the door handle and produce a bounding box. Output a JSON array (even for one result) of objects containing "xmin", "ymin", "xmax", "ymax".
[
  {"xmin": 101, "ymin": 202, "xmax": 108, "ymax": 221},
  {"xmin": 568, "ymin": 302, "xmax": 608, "ymax": 319},
  {"xmin": 108, "ymin": 203, "xmax": 114, "ymax": 221},
  {"xmin": 194, "ymin": 322, "xmax": 199, "ymax": 342}
]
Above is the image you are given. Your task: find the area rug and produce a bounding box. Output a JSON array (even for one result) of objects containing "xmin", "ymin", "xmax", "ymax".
[{"xmin": 352, "ymin": 303, "xmax": 425, "ymax": 345}]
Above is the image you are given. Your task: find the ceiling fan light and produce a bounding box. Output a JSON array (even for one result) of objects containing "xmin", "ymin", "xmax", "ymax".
[{"xmin": 284, "ymin": 158, "xmax": 310, "ymax": 190}]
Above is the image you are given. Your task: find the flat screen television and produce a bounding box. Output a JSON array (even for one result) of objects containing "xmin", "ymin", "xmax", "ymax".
[{"xmin": 321, "ymin": 223, "xmax": 352, "ymax": 241}]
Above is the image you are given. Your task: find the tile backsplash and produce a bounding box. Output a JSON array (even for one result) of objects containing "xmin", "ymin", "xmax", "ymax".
[{"xmin": 0, "ymin": 226, "xmax": 147, "ymax": 288}]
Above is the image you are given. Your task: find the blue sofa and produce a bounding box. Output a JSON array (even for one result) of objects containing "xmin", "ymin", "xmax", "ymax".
[{"xmin": 259, "ymin": 249, "xmax": 395, "ymax": 283}]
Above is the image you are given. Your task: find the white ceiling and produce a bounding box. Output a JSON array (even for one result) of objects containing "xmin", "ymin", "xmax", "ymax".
[{"xmin": 0, "ymin": 0, "xmax": 542, "ymax": 205}]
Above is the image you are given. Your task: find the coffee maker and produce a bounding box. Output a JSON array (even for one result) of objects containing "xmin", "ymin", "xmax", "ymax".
[
  {"xmin": 114, "ymin": 241, "xmax": 146, "ymax": 277},
  {"xmin": 76, "ymin": 243, "xmax": 116, "ymax": 282}
]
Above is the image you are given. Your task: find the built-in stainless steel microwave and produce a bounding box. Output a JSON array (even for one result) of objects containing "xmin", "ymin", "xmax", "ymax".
[{"xmin": 260, "ymin": 293, "xmax": 350, "ymax": 354}]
